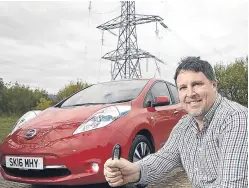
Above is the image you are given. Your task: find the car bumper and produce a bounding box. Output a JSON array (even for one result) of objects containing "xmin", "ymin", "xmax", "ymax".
[{"xmin": 0, "ymin": 126, "xmax": 129, "ymax": 185}]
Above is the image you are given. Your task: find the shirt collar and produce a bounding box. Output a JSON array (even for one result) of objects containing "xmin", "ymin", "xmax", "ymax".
[
  {"xmin": 186, "ymin": 93, "xmax": 222, "ymax": 133},
  {"xmin": 203, "ymin": 93, "xmax": 222, "ymax": 124}
]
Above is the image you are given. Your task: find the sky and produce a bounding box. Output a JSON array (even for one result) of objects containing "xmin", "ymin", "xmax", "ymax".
[{"xmin": 0, "ymin": 0, "xmax": 248, "ymax": 94}]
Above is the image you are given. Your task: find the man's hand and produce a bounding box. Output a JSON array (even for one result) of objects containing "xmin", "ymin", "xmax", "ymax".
[{"xmin": 104, "ymin": 158, "xmax": 141, "ymax": 187}]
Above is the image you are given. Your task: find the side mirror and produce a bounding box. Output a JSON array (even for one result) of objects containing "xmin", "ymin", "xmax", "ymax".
[{"xmin": 152, "ymin": 96, "xmax": 170, "ymax": 107}]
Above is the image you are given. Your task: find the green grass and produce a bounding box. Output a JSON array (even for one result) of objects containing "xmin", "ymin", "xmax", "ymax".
[{"xmin": 0, "ymin": 116, "xmax": 19, "ymax": 143}]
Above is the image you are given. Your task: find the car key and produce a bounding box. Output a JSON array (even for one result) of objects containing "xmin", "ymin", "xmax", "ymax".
[{"xmin": 112, "ymin": 144, "xmax": 121, "ymax": 160}]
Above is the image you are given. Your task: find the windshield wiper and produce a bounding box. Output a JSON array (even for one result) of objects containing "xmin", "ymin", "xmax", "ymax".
[
  {"xmin": 63, "ymin": 103, "xmax": 106, "ymax": 107},
  {"xmin": 110, "ymin": 99, "xmax": 134, "ymax": 104},
  {"xmin": 61, "ymin": 100, "xmax": 133, "ymax": 107},
  {"xmin": 74, "ymin": 103, "xmax": 106, "ymax": 106}
]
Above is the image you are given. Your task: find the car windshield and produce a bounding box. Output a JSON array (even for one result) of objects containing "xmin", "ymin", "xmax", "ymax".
[{"xmin": 60, "ymin": 80, "xmax": 149, "ymax": 107}]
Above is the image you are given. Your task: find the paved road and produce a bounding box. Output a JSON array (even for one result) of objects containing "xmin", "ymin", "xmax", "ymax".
[{"xmin": 0, "ymin": 169, "xmax": 191, "ymax": 188}]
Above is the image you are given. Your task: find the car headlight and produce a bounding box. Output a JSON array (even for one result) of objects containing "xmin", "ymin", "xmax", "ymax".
[
  {"xmin": 11, "ymin": 110, "xmax": 42, "ymax": 134},
  {"xmin": 73, "ymin": 105, "xmax": 131, "ymax": 135}
]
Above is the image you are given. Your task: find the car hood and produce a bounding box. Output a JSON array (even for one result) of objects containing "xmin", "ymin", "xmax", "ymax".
[{"xmin": 8, "ymin": 105, "xmax": 111, "ymax": 145}]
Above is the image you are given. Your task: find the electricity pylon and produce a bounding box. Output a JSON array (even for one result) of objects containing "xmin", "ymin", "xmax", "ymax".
[{"xmin": 97, "ymin": 1, "xmax": 168, "ymax": 80}]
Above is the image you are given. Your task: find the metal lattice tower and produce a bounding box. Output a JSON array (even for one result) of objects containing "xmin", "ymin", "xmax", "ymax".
[{"xmin": 97, "ymin": 1, "xmax": 168, "ymax": 80}]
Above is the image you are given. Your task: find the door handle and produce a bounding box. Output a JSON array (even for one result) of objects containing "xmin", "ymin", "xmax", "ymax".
[{"xmin": 174, "ymin": 110, "xmax": 179, "ymax": 114}]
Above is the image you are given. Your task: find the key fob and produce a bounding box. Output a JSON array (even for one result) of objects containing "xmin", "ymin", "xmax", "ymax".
[{"xmin": 112, "ymin": 144, "xmax": 121, "ymax": 160}]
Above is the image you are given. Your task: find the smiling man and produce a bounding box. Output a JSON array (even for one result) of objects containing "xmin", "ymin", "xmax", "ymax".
[{"xmin": 103, "ymin": 56, "xmax": 248, "ymax": 188}]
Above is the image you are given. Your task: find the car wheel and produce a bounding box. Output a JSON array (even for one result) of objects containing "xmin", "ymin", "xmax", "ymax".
[
  {"xmin": 128, "ymin": 135, "xmax": 153, "ymax": 162},
  {"xmin": 125, "ymin": 135, "xmax": 153, "ymax": 188}
]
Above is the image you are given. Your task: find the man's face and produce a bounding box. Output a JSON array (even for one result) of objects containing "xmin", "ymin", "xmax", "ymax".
[{"xmin": 176, "ymin": 70, "xmax": 217, "ymax": 119}]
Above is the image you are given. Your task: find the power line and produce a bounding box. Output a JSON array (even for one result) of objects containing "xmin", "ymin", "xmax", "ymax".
[
  {"xmin": 98, "ymin": 31, "xmax": 104, "ymax": 83},
  {"xmin": 166, "ymin": 28, "xmax": 202, "ymax": 55},
  {"xmin": 166, "ymin": 28, "xmax": 224, "ymax": 59}
]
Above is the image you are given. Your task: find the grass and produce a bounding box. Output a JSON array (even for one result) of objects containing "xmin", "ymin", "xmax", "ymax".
[{"xmin": 0, "ymin": 115, "xmax": 19, "ymax": 143}]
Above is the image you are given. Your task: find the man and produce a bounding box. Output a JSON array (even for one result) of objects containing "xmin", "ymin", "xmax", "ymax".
[{"xmin": 104, "ymin": 57, "xmax": 248, "ymax": 187}]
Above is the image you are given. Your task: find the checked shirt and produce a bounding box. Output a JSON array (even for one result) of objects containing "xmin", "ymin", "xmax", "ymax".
[{"xmin": 135, "ymin": 94, "xmax": 248, "ymax": 187}]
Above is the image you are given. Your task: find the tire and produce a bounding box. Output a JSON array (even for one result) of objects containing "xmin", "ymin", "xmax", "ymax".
[
  {"xmin": 125, "ymin": 135, "xmax": 153, "ymax": 188},
  {"xmin": 128, "ymin": 135, "xmax": 153, "ymax": 162}
]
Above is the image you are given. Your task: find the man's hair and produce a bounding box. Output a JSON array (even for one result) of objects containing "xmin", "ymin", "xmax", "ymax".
[{"xmin": 174, "ymin": 56, "xmax": 216, "ymax": 82}]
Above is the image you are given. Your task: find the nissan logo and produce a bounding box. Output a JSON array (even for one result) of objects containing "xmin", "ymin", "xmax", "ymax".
[{"xmin": 24, "ymin": 129, "xmax": 37, "ymax": 140}]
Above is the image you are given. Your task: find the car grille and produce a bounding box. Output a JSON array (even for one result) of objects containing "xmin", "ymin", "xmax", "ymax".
[{"xmin": 2, "ymin": 165, "xmax": 71, "ymax": 178}]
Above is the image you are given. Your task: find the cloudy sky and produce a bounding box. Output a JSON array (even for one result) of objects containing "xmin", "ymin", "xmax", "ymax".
[{"xmin": 0, "ymin": 0, "xmax": 247, "ymax": 94}]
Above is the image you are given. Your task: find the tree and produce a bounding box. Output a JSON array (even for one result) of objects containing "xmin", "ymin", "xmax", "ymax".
[
  {"xmin": 35, "ymin": 97, "xmax": 53, "ymax": 110},
  {"xmin": 1, "ymin": 81, "xmax": 48, "ymax": 115},
  {"xmin": 57, "ymin": 80, "xmax": 90, "ymax": 101},
  {"xmin": 214, "ymin": 57, "xmax": 248, "ymax": 107}
]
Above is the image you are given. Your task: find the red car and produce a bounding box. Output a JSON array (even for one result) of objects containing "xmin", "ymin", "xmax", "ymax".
[{"xmin": 0, "ymin": 78, "xmax": 185, "ymax": 186}]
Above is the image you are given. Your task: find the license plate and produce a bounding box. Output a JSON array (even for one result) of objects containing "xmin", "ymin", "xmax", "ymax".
[{"xmin": 5, "ymin": 156, "xmax": 43, "ymax": 170}]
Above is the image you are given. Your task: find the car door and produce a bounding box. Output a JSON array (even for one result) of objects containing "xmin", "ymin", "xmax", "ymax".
[{"xmin": 144, "ymin": 81, "xmax": 182, "ymax": 150}]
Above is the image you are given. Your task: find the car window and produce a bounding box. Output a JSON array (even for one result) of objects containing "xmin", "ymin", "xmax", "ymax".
[
  {"xmin": 144, "ymin": 92, "xmax": 154, "ymax": 107},
  {"xmin": 61, "ymin": 80, "xmax": 149, "ymax": 107},
  {"xmin": 167, "ymin": 84, "xmax": 180, "ymax": 103},
  {"xmin": 144, "ymin": 82, "xmax": 172, "ymax": 107}
]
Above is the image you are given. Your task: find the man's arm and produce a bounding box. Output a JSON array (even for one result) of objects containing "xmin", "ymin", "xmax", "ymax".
[
  {"xmin": 134, "ymin": 125, "xmax": 182, "ymax": 185},
  {"xmin": 215, "ymin": 111, "xmax": 248, "ymax": 187}
]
